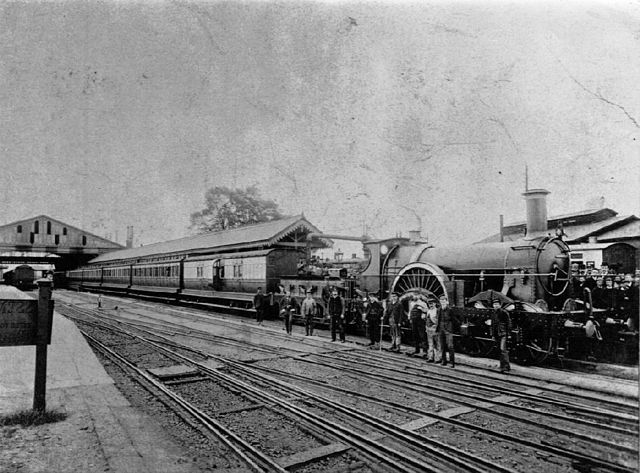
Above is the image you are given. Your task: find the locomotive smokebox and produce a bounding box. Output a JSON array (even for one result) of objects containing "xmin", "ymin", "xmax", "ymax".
[{"xmin": 523, "ymin": 188, "xmax": 550, "ymax": 235}]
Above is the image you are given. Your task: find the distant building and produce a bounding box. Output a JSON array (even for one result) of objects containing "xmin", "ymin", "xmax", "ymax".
[
  {"xmin": 477, "ymin": 208, "xmax": 640, "ymax": 273},
  {"xmin": 0, "ymin": 215, "xmax": 123, "ymax": 271}
]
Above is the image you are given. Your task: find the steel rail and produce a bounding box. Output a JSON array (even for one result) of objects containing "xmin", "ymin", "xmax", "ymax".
[
  {"xmin": 76, "ymin": 315, "xmax": 461, "ymax": 473},
  {"xmin": 331, "ymin": 351, "xmax": 639, "ymax": 427},
  {"xmin": 142, "ymin": 339, "xmax": 510, "ymax": 473},
  {"xmin": 64, "ymin": 306, "xmax": 470, "ymax": 473},
  {"xmin": 111, "ymin": 318, "xmax": 639, "ymax": 473},
  {"xmin": 349, "ymin": 348, "xmax": 639, "ymax": 408},
  {"xmin": 302, "ymin": 353, "xmax": 638, "ymax": 453},
  {"xmin": 237, "ymin": 361, "xmax": 639, "ymax": 473},
  {"xmin": 80, "ymin": 331, "xmax": 287, "ymax": 473}
]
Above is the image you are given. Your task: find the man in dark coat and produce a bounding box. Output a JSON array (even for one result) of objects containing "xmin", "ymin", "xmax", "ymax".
[
  {"xmin": 253, "ymin": 287, "xmax": 266, "ymax": 326},
  {"xmin": 280, "ymin": 292, "xmax": 299, "ymax": 335},
  {"xmin": 328, "ymin": 288, "xmax": 346, "ymax": 342},
  {"xmin": 408, "ymin": 296, "xmax": 427, "ymax": 355},
  {"xmin": 491, "ymin": 299, "xmax": 512, "ymax": 373},
  {"xmin": 436, "ymin": 296, "xmax": 459, "ymax": 367},
  {"xmin": 364, "ymin": 293, "xmax": 384, "ymax": 347}
]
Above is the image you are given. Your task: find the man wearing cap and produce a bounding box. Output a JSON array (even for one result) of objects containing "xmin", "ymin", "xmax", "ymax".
[
  {"xmin": 408, "ymin": 296, "xmax": 427, "ymax": 356},
  {"xmin": 436, "ymin": 296, "xmax": 458, "ymax": 367},
  {"xmin": 328, "ymin": 288, "xmax": 346, "ymax": 342},
  {"xmin": 364, "ymin": 292, "xmax": 384, "ymax": 347},
  {"xmin": 384, "ymin": 292, "xmax": 404, "ymax": 352},
  {"xmin": 301, "ymin": 290, "xmax": 317, "ymax": 336},
  {"xmin": 491, "ymin": 299, "xmax": 512, "ymax": 373},
  {"xmin": 424, "ymin": 299, "xmax": 440, "ymax": 362},
  {"xmin": 280, "ymin": 291, "xmax": 299, "ymax": 335}
]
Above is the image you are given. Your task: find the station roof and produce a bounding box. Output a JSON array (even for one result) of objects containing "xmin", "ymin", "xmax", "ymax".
[
  {"xmin": 477, "ymin": 208, "xmax": 640, "ymax": 244},
  {"xmin": 89, "ymin": 215, "xmax": 327, "ymax": 264}
]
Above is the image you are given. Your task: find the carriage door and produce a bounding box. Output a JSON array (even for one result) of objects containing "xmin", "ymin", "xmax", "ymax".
[{"xmin": 212, "ymin": 259, "xmax": 223, "ymax": 291}]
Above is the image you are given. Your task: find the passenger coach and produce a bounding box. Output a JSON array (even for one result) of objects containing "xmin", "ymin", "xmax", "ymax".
[{"xmin": 66, "ymin": 216, "xmax": 331, "ymax": 311}]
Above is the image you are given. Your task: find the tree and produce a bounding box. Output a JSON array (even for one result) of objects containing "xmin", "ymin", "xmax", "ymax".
[{"xmin": 189, "ymin": 186, "xmax": 284, "ymax": 233}]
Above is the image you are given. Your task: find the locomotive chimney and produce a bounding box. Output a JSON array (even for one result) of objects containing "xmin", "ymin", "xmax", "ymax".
[{"xmin": 522, "ymin": 188, "xmax": 550, "ymax": 235}]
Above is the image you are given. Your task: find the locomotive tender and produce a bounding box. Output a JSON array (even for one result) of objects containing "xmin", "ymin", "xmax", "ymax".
[{"xmin": 65, "ymin": 193, "xmax": 637, "ymax": 364}]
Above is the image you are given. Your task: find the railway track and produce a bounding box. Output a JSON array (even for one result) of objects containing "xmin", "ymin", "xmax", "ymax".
[
  {"xmin": 55, "ymin": 292, "xmax": 639, "ymax": 473},
  {"xmin": 63, "ymin": 305, "xmax": 509, "ymax": 472}
]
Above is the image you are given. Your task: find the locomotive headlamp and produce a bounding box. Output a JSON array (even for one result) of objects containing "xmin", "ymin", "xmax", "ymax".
[{"xmin": 380, "ymin": 244, "xmax": 389, "ymax": 255}]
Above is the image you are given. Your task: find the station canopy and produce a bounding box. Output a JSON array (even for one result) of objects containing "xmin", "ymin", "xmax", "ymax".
[{"xmin": 89, "ymin": 215, "xmax": 331, "ymax": 264}]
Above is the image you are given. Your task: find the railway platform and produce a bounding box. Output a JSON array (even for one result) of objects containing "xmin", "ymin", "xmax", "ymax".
[{"xmin": 0, "ymin": 311, "xmax": 201, "ymax": 473}]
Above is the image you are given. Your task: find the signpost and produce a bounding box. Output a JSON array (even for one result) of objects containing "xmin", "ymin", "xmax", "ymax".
[{"xmin": 0, "ymin": 280, "xmax": 54, "ymax": 411}]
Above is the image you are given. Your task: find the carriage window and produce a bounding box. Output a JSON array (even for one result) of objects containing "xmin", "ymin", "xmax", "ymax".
[
  {"xmin": 55, "ymin": 234, "xmax": 60, "ymax": 245},
  {"xmin": 17, "ymin": 225, "xmax": 22, "ymax": 233},
  {"xmin": 82, "ymin": 235, "xmax": 87, "ymax": 246},
  {"xmin": 34, "ymin": 221, "xmax": 39, "ymax": 234},
  {"xmin": 47, "ymin": 221, "xmax": 51, "ymax": 234},
  {"xmin": 63, "ymin": 227, "xmax": 67, "ymax": 236},
  {"xmin": 166, "ymin": 267, "xmax": 171, "ymax": 277},
  {"xmin": 196, "ymin": 266, "xmax": 203, "ymax": 278}
]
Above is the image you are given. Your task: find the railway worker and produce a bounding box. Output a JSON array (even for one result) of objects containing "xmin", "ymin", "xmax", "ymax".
[
  {"xmin": 383, "ymin": 292, "xmax": 404, "ymax": 352},
  {"xmin": 408, "ymin": 297, "xmax": 427, "ymax": 356},
  {"xmin": 97, "ymin": 294, "xmax": 102, "ymax": 309},
  {"xmin": 424, "ymin": 299, "xmax": 441, "ymax": 362},
  {"xmin": 491, "ymin": 299, "xmax": 512, "ymax": 374},
  {"xmin": 281, "ymin": 291, "xmax": 299, "ymax": 335},
  {"xmin": 301, "ymin": 290, "xmax": 317, "ymax": 336},
  {"xmin": 436, "ymin": 296, "xmax": 458, "ymax": 367},
  {"xmin": 254, "ymin": 287, "xmax": 266, "ymax": 326},
  {"xmin": 328, "ymin": 288, "xmax": 346, "ymax": 342},
  {"xmin": 364, "ymin": 292, "xmax": 384, "ymax": 347}
]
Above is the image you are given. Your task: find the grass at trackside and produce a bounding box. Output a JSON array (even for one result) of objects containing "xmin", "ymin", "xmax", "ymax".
[{"xmin": 0, "ymin": 409, "xmax": 67, "ymax": 427}]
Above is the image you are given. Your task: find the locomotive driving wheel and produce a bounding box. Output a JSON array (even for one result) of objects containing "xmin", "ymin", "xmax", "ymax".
[{"xmin": 390, "ymin": 263, "xmax": 449, "ymax": 303}]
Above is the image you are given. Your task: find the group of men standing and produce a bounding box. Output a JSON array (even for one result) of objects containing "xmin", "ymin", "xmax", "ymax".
[
  {"xmin": 254, "ymin": 286, "xmax": 513, "ymax": 374},
  {"xmin": 362, "ymin": 292, "xmax": 512, "ymax": 373},
  {"xmin": 362, "ymin": 292, "xmax": 458, "ymax": 367}
]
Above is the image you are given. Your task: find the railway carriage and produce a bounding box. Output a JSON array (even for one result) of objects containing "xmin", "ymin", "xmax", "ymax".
[
  {"xmin": 131, "ymin": 261, "xmax": 181, "ymax": 289},
  {"xmin": 183, "ymin": 249, "xmax": 300, "ymax": 294}
]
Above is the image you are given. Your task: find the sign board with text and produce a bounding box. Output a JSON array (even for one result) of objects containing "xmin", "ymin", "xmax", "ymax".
[
  {"xmin": 0, "ymin": 299, "xmax": 39, "ymax": 346},
  {"xmin": 0, "ymin": 282, "xmax": 55, "ymax": 411}
]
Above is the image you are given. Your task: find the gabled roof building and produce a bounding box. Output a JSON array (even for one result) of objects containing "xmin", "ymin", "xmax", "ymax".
[{"xmin": 0, "ymin": 215, "xmax": 123, "ymax": 270}]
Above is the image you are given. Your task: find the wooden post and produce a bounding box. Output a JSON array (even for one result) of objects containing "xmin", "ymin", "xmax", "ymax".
[{"xmin": 33, "ymin": 280, "xmax": 53, "ymax": 412}]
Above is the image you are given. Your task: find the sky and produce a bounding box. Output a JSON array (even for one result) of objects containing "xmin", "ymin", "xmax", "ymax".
[{"xmin": 1, "ymin": 0, "xmax": 638, "ymax": 250}]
